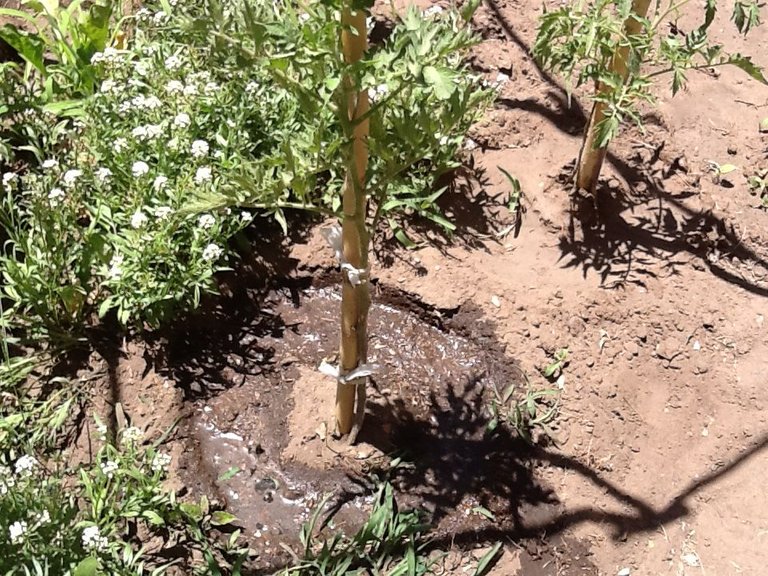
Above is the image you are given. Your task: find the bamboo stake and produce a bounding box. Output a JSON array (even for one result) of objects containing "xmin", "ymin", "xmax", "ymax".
[
  {"xmin": 336, "ymin": 6, "xmax": 369, "ymax": 442},
  {"xmin": 576, "ymin": 0, "xmax": 652, "ymax": 194}
]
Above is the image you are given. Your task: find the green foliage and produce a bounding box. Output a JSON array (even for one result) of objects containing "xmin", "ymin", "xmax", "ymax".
[
  {"xmin": 282, "ymin": 482, "xmax": 432, "ymax": 576},
  {"xmin": 0, "ymin": 0, "xmax": 115, "ymax": 101},
  {"xmin": 533, "ymin": 0, "xmax": 767, "ymax": 149},
  {"xmin": 1, "ymin": 0, "xmax": 491, "ymax": 335}
]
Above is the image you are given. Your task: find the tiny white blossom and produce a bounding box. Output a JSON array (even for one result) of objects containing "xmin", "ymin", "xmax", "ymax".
[
  {"xmin": 136, "ymin": 7, "xmax": 152, "ymax": 21},
  {"xmin": 173, "ymin": 112, "xmax": 191, "ymax": 128},
  {"xmin": 167, "ymin": 138, "xmax": 180, "ymax": 151},
  {"xmin": 438, "ymin": 135, "xmax": 449, "ymax": 146},
  {"xmin": 2, "ymin": 172, "xmax": 16, "ymax": 186},
  {"xmin": 183, "ymin": 83, "xmax": 198, "ymax": 96},
  {"xmin": 191, "ymin": 139, "xmax": 209, "ymax": 158},
  {"xmin": 36, "ymin": 510, "xmax": 51, "ymax": 526},
  {"xmin": 48, "ymin": 188, "xmax": 65, "ymax": 206},
  {"xmin": 166, "ymin": 80, "xmax": 184, "ymax": 95},
  {"xmin": 120, "ymin": 426, "xmax": 143, "ymax": 445},
  {"xmin": 153, "ymin": 11, "xmax": 169, "ymax": 25},
  {"xmin": 42, "ymin": 158, "xmax": 58, "ymax": 170},
  {"xmin": 14, "ymin": 455, "xmax": 38, "ymax": 477},
  {"xmin": 202, "ymin": 243, "xmax": 223, "ymax": 261},
  {"xmin": 100, "ymin": 79, "xmax": 118, "ymax": 93},
  {"xmin": 62, "ymin": 169, "xmax": 83, "ymax": 187},
  {"xmin": 151, "ymin": 452, "xmax": 172, "ymax": 473},
  {"xmin": 100, "ymin": 460, "xmax": 119, "ymax": 479},
  {"xmin": 134, "ymin": 60, "xmax": 150, "ymax": 76},
  {"xmin": 423, "ymin": 4, "xmax": 444, "ymax": 17},
  {"xmin": 298, "ymin": 12, "xmax": 310, "ymax": 23},
  {"xmin": 114, "ymin": 137, "xmax": 128, "ymax": 153},
  {"xmin": 245, "ymin": 81, "xmax": 259, "ymax": 94},
  {"xmin": 197, "ymin": 214, "xmax": 216, "ymax": 229},
  {"xmin": 194, "ymin": 166, "xmax": 212, "ymax": 184},
  {"xmin": 153, "ymin": 175, "xmax": 169, "ymax": 190},
  {"xmin": 132, "ymin": 161, "xmax": 150, "ymax": 178},
  {"xmin": 95, "ymin": 167, "xmax": 112, "ymax": 183},
  {"xmin": 107, "ymin": 254, "xmax": 124, "ymax": 279},
  {"xmin": 9, "ymin": 521, "xmax": 28, "ymax": 545},
  {"xmin": 204, "ymin": 81, "xmax": 219, "ymax": 95},
  {"xmin": 240, "ymin": 211, "xmax": 252, "ymax": 222},
  {"xmin": 154, "ymin": 206, "xmax": 173, "ymax": 220},
  {"xmin": 82, "ymin": 526, "xmax": 108, "ymax": 551},
  {"xmin": 131, "ymin": 210, "xmax": 148, "ymax": 229},
  {"xmin": 368, "ymin": 83, "xmax": 388, "ymax": 102}
]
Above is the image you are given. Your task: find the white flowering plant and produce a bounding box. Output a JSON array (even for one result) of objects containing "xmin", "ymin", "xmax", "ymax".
[
  {"xmin": 1, "ymin": 0, "xmax": 492, "ymax": 333},
  {"xmin": 0, "ymin": 422, "xmax": 243, "ymax": 574}
]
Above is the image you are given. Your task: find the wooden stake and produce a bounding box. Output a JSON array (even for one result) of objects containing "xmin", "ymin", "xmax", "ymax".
[
  {"xmin": 576, "ymin": 0, "xmax": 652, "ymax": 194},
  {"xmin": 336, "ymin": 6, "xmax": 370, "ymax": 442}
]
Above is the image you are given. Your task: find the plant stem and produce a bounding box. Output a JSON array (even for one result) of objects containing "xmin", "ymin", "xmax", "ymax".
[
  {"xmin": 336, "ymin": 5, "xmax": 369, "ymax": 442},
  {"xmin": 576, "ymin": 0, "xmax": 652, "ymax": 195}
]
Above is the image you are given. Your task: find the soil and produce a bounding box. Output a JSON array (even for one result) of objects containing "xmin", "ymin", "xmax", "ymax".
[{"xmin": 64, "ymin": 0, "xmax": 768, "ymax": 575}]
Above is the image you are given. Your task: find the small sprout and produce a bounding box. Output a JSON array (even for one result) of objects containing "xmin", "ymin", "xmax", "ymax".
[
  {"xmin": 706, "ymin": 161, "xmax": 738, "ymax": 184},
  {"xmin": 759, "ymin": 117, "xmax": 768, "ymax": 133}
]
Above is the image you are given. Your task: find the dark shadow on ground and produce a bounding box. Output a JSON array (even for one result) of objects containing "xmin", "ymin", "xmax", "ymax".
[{"xmin": 484, "ymin": 0, "xmax": 768, "ymax": 295}]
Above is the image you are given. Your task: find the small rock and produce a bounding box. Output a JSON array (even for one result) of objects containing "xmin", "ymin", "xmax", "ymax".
[
  {"xmin": 618, "ymin": 567, "xmax": 631, "ymax": 576},
  {"xmin": 586, "ymin": 357, "xmax": 595, "ymax": 368},
  {"xmin": 491, "ymin": 295, "xmax": 501, "ymax": 308},
  {"xmin": 607, "ymin": 178, "xmax": 621, "ymax": 190},
  {"xmin": 727, "ymin": 145, "xmax": 737, "ymax": 155},
  {"xmin": 624, "ymin": 341, "xmax": 640, "ymax": 356}
]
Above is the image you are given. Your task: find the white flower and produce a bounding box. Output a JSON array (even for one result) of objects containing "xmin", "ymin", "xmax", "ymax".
[
  {"xmin": 48, "ymin": 188, "xmax": 65, "ymax": 206},
  {"xmin": 2, "ymin": 172, "xmax": 16, "ymax": 185},
  {"xmin": 131, "ymin": 210, "xmax": 148, "ymax": 229},
  {"xmin": 154, "ymin": 206, "xmax": 173, "ymax": 220},
  {"xmin": 368, "ymin": 83, "xmax": 388, "ymax": 102},
  {"xmin": 151, "ymin": 452, "xmax": 172, "ymax": 473},
  {"xmin": 82, "ymin": 526, "xmax": 108, "ymax": 551},
  {"xmin": 183, "ymin": 83, "xmax": 198, "ymax": 96},
  {"xmin": 0, "ymin": 465, "xmax": 15, "ymax": 496},
  {"xmin": 136, "ymin": 7, "xmax": 152, "ymax": 21},
  {"xmin": 191, "ymin": 139, "xmax": 209, "ymax": 158},
  {"xmin": 132, "ymin": 161, "xmax": 150, "ymax": 178},
  {"xmin": 245, "ymin": 81, "xmax": 259, "ymax": 94},
  {"xmin": 166, "ymin": 80, "xmax": 184, "ymax": 95},
  {"xmin": 298, "ymin": 12, "xmax": 310, "ymax": 23},
  {"xmin": 107, "ymin": 254, "xmax": 124, "ymax": 279},
  {"xmin": 62, "ymin": 169, "xmax": 83, "ymax": 187},
  {"xmin": 240, "ymin": 211, "xmax": 252, "ymax": 222},
  {"xmin": 120, "ymin": 426, "xmax": 143, "ymax": 445},
  {"xmin": 114, "ymin": 137, "xmax": 128, "ymax": 153},
  {"xmin": 197, "ymin": 214, "xmax": 216, "ymax": 229},
  {"xmin": 153, "ymin": 10, "xmax": 169, "ymax": 25},
  {"xmin": 423, "ymin": 5, "xmax": 444, "ymax": 17},
  {"xmin": 95, "ymin": 167, "xmax": 112, "ymax": 183},
  {"xmin": 100, "ymin": 460, "xmax": 119, "ymax": 479},
  {"xmin": 100, "ymin": 79, "xmax": 118, "ymax": 93},
  {"xmin": 14, "ymin": 455, "xmax": 38, "ymax": 477},
  {"xmin": 194, "ymin": 166, "xmax": 212, "ymax": 184},
  {"xmin": 132, "ymin": 124, "xmax": 162, "ymax": 141},
  {"xmin": 42, "ymin": 158, "xmax": 58, "ymax": 170},
  {"xmin": 91, "ymin": 47, "xmax": 122, "ymax": 66},
  {"xmin": 204, "ymin": 81, "xmax": 219, "ymax": 95},
  {"xmin": 173, "ymin": 112, "xmax": 191, "ymax": 128},
  {"xmin": 167, "ymin": 137, "xmax": 180, "ymax": 151},
  {"xmin": 438, "ymin": 135, "xmax": 449, "ymax": 146},
  {"xmin": 463, "ymin": 138, "xmax": 478, "ymax": 151},
  {"xmin": 9, "ymin": 521, "xmax": 28, "ymax": 545},
  {"xmin": 202, "ymin": 243, "xmax": 223, "ymax": 261},
  {"xmin": 36, "ymin": 510, "xmax": 51, "ymax": 526},
  {"xmin": 134, "ymin": 60, "xmax": 150, "ymax": 76},
  {"xmin": 153, "ymin": 175, "xmax": 169, "ymax": 190}
]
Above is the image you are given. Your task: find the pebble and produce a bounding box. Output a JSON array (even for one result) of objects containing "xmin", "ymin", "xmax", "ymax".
[
  {"xmin": 491, "ymin": 295, "xmax": 501, "ymax": 308},
  {"xmin": 624, "ymin": 341, "xmax": 640, "ymax": 356},
  {"xmin": 618, "ymin": 568, "xmax": 631, "ymax": 576}
]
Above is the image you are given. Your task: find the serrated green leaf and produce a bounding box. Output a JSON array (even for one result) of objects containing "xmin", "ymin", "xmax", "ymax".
[
  {"xmin": 423, "ymin": 65, "xmax": 456, "ymax": 100},
  {"xmin": 727, "ymin": 53, "xmax": 768, "ymax": 84}
]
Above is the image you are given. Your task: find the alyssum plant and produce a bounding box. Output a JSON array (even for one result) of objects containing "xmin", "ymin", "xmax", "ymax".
[{"xmin": 534, "ymin": 0, "xmax": 766, "ymax": 196}]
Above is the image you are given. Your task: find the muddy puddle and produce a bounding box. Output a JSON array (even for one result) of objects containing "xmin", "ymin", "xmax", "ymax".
[{"xmin": 177, "ymin": 286, "xmax": 549, "ymax": 562}]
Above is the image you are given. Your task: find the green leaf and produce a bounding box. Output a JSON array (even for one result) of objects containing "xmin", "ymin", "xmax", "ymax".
[
  {"xmin": 727, "ymin": 53, "xmax": 768, "ymax": 84},
  {"xmin": 474, "ymin": 542, "xmax": 503, "ymax": 576},
  {"xmin": 0, "ymin": 24, "xmax": 45, "ymax": 74},
  {"xmin": 180, "ymin": 503, "xmax": 204, "ymax": 523},
  {"xmin": 218, "ymin": 466, "xmax": 240, "ymax": 482},
  {"xmin": 74, "ymin": 556, "xmax": 100, "ymax": 576},
  {"xmin": 142, "ymin": 510, "xmax": 165, "ymax": 526},
  {"xmin": 718, "ymin": 164, "xmax": 738, "ymax": 175},
  {"xmin": 471, "ymin": 506, "xmax": 496, "ymax": 521},
  {"xmin": 423, "ymin": 65, "xmax": 456, "ymax": 100},
  {"xmin": 210, "ymin": 511, "xmax": 238, "ymax": 526}
]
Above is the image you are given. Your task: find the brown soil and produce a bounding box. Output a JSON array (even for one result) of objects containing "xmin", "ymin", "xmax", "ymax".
[{"xmin": 67, "ymin": 0, "xmax": 768, "ymax": 575}]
